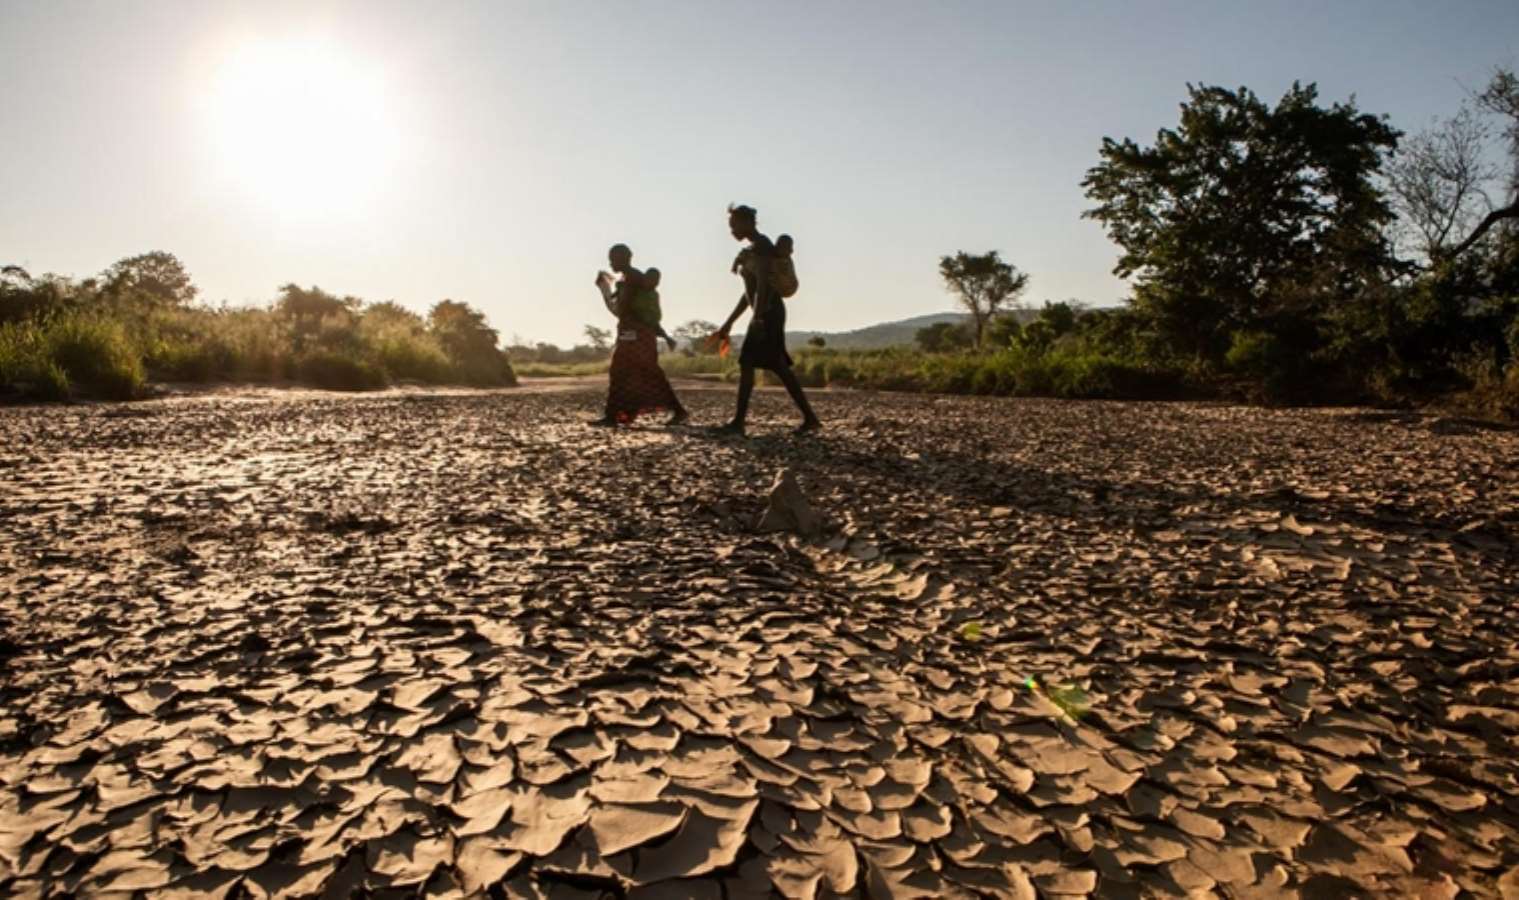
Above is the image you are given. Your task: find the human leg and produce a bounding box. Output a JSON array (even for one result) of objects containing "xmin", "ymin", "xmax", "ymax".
[
  {"xmin": 712, "ymin": 365, "xmax": 755, "ymax": 435},
  {"xmin": 774, "ymin": 365, "xmax": 822, "ymax": 431}
]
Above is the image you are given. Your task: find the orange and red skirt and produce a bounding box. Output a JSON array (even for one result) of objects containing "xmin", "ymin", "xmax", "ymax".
[{"xmin": 605, "ymin": 327, "xmax": 681, "ymax": 423}]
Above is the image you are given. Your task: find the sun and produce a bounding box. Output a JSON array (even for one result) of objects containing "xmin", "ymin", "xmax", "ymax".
[{"xmin": 201, "ymin": 37, "xmax": 399, "ymax": 215}]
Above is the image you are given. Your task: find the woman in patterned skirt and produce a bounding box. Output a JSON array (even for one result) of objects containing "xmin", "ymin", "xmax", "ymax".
[{"xmin": 590, "ymin": 244, "xmax": 688, "ymax": 427}]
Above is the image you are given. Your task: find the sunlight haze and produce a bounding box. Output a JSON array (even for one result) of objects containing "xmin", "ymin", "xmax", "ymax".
[{"xmin": 3, "ymin": 0, "xmax": 1516, "ymax": 345}]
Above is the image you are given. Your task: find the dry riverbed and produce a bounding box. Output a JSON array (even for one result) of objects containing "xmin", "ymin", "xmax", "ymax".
[{"xmin": 1, "ymin": 383, "xmax": 1517, "ymax": 898}]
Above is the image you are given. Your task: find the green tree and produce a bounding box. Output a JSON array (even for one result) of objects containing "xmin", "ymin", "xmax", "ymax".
[
  {"xmin": 806, "ymin": 335, "xmax": 826, "ymax": 349},
  {"xmin": 673, "ymin": 319, "xmax": 719, "ymax": 353},
  {"xmin": 429, "ymin": 299, "xmax": 515, "ymax": 385},
  {"xmin": 363, "ymin": 300, "xmax": 426, "ymax": 328},
  {"xmin": 0, "ymin": 266, "xmax": 54, "ymax": 324},
  {"xmin": 102, "ymin": 251, "xmax": 198, "ymax": 306},
  {"xmin": 1082, "ymin": 82, "xmax": 1400, "ymax": 361},
  {"xmin": 938, "ymin": 251, "xmax": 1029, "ymax": 347},
  {"xmin": 915, "ymin": 320, "xmax": 973, "ymax": 352},
  {"xmin": 1037, "ymin": 301, "xmax": 1080, "ymax": 336},
  {"xmin": 1012, "ymin": 302, "xmax": 1083, "ymax": 353},
  {"xmin": 277, "ymin": 283, "xmax": 356, "ymax": 321},
  {"xmin": 276, "ymin": 284, "xmax": 359, "ymax": 350},
  {"xmin": 583, "ymin": 324, "xmax": 612, "ymax": 352},
  {"xmin": 985, "ymin": 313, "xmax": 1023, "ymax": 348}
]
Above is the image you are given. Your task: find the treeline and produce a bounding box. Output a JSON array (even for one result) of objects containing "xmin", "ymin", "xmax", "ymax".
[
  {"xmin": 0, "ymin": 252, "xmax": 515, "ymax": 399},
  {"xmin": 526, "ymin": 69, "xmax": 1519, "ymax": 417},
  {"xmin": 911, "ymin": 71, "xmax": 1519, "ymax": 417},
  {"xmin": 7, "ymin": 69, "xmax": 1518, "ymax": 414}
]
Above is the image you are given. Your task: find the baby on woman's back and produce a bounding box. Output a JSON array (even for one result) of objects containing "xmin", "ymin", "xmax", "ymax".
[{"xmin": 630, "ymin": 268, "xmax": 676, "ymax": 351}]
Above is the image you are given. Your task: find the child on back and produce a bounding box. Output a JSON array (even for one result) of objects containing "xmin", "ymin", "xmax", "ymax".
[
  {"xmin": 771, "ymin": 234, "xmax": 799, "ymax": 298},
  {"xmin": 729, "ymin": 235, "xmax": 798, "ymax": 298},
  {"xmin": 628, "ymin": 267, "xmax": 676, "ymax": 351}
]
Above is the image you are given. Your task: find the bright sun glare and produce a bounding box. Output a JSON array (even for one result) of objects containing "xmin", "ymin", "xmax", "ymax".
[{"xmin": 203, "ymin": 38, "xmax": 398, "ymax": 214}]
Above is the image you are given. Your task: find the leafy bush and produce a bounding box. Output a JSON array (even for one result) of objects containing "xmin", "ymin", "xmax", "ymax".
[
  {"xmin": 0, "ymin": 322, "xmax": 51, "ymax": 397},
  {"xmin": 448, "ymin": 353, "xmax": 517, "ymax": 387},
  {"xmin": 0, "ymin": 314, "xmax": 144, "ymax": 399},
  {"xmin": 0, "ymin": 257, "xmax": 531, "ymax": 399},
  {"xmin": 295, "ymin": 349, "xmax": 388, "ymax": 391},
  {"xmin": 1225, "ymin": 329, "xmax": 1312, "ymax": 402},
  {"xmin": 146, "ymin": 335, "xmax": 227, "ymax": 382},
  {"xmin": 1452, "ymin": 354, "xmax": 1519, "ymax": 421},
  {"xmin": 42, "ymin": 315, "xmax": 146, "ymax": 399},
  {"xmin": 360, "ymin": 314, "xmax": 452, "ymax": 383}
]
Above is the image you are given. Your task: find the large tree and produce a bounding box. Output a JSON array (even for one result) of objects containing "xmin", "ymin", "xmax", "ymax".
[
  {"xmin": 429, "ymin": 300, "xmax": 499, "ymax": 357},
  {"xmin": 276, "ymin": 283, "xmax": 357, "ymax": 321},
  {"xmin": 102, "ymin": 251, "xmax": 197, "ymax": 306},
  {"xmin": 583, "ymin": 324, "xmax": 612, "ymax": 352},
  {"xmin": 673, "ymin": 319, "xmax": 719, "ymax": 352},
  {"xmin": 1447, "ymin": 67, "xmax": 1519, "ymax": 260},
  {"xmin": 1388, "ymin": 104, "xmax": 1496, "ymax": 262},
  {"xmin": 937, "ymin": 251, "xmax": 1029, "ymax": 347},
  {"xmin": 429, "ymin": 299, "xmax": 515, "ymax": 385},
  {"xmin": 1082, "ymin": 82, "xmax": 1400, "ymax": 359},
  {"xmin": 363, "ymin": 300, "xmax": 426, "ymax": 329}
]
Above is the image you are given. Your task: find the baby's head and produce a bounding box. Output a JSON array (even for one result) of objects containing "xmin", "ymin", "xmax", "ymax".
[
  {"xmin": 645, "ymin": 267, "xmax": 661, "ymax": 289},
  {"xmin": 776, "ymin": 234, "xmax": 794, "ymax": 257}
]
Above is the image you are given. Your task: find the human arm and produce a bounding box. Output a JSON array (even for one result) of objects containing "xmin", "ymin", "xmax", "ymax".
[
  {"xmin": 595, "ymin": 271, "xmax": 617, "ymax": 316},
  {"xmin": 718, "ymin": 249, "xmax": 769, "ymax": 337},
  {"xmin": 717, "ymin": 293, "xmax": 749, "ymax": 338}
]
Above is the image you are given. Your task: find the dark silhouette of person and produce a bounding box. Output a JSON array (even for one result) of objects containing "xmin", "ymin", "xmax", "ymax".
[
  {"xmin": 591, "ymin": 243, "xmax": 688, "ymax": 427},
  {"xmin": 711, "ymin": 204, "xmax": 821, "ymax": 436}
]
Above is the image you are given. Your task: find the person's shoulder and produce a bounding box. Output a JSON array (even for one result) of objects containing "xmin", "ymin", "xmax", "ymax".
[{"xmin": 750, "ymin": 234, "xmax": 776, "ymax": 256}]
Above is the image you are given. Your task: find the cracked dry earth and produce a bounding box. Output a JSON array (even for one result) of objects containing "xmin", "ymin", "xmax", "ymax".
[{"xmin": 2, "ymin": 383, "xmax": 1518, "ymax": 899}]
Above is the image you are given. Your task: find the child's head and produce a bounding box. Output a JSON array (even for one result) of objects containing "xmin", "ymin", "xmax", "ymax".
[
  {"xmin": 776, "ymin": 234, "xmax": 794, "ymax": 257},
  {"xmin": 645, "ymin": 267, "xmax": 661, "ymax": 288}
]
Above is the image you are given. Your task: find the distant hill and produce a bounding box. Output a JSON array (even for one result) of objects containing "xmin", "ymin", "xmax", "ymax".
[
  {"xmin": 786, "ymin": 310, "xmax": 1037, "ymax": 350},
  {"xmin": 785, "ymin": 312, "xmax": 967, "ymax": 350}
]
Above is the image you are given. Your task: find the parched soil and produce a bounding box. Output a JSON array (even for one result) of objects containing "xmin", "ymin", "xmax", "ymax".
[{"xmin": 1, "ymin": 382, "xmax": 1517, "ymax": 898}]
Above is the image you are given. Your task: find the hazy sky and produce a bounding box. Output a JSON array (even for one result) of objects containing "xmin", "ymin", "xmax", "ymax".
[{"xmin": 3, "ymin": 1, "xmax": 1516, "ymax": 345}]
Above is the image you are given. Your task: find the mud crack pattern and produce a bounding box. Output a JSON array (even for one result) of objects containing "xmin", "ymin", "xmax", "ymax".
[{"xmin": 2, "ymin": 386, "xmax": 1517, "ymax": 898}]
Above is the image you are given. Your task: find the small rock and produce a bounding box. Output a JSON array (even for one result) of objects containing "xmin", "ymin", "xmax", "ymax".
[{"xmin": 755, "ymin": 468, "xmax": 822, "ymax": 537}]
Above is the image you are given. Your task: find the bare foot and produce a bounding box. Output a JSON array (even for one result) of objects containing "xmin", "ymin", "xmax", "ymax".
[
  {"xmin": 709, "ymin": 421, "xmax": 746, "ymax": 437},
  {"xmin": 795, "ymin": 418, "xmax": 822, "ymax": 434},
  {"xmin": 667, "ymin": 410, "xmax": 690, "ymax": 427}
]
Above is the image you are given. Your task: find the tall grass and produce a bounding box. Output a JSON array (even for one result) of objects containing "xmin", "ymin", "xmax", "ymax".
[
  {"xmin": 651, "ymin": 345, "xmax": 1185, "ymax": 400},
  {"xmin": 0, "ymin": 314, "xmax": 144, "ymax": 399},
  {"xmin": 359, "ymin": 315, "xmax": 452, "ymax": 383},
  {"xmin": 45, "ymin": 315, "xmax": 146, "ymax": 399},
  {"xmin": 0, "ymin": 321, "xmax": 69, "ymax": 399},
  {"xmin": 514, "ymin": 360, "xmax": 611, "ymax": 377},
  {"xmin": 1452, "ymin": 352, "xmax": 1519, "ymax": 421},
  {"xmin": 0, "ymin": 302, "xmax": 518, "ymax": 401}
]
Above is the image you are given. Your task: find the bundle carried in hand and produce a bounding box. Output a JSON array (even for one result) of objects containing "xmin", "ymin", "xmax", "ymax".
[{"xmin": 704, "ymin": 333, "xmax": 732, "ymax": 358}]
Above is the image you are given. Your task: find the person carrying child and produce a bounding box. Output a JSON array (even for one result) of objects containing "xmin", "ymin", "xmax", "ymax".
[
  {"xmin": 626, "ymin": 267, "xmax": 677, "ymax": 352},
  {"xmin": 590, "ymin": 243, "xmax": 688, "ymax": 426},
  {"xmin": 710, "ymin": 205, "xmax": 820, "ymax": 436}
]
